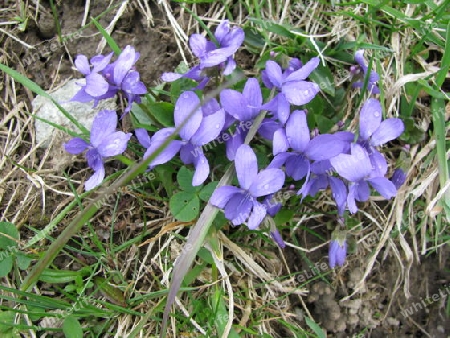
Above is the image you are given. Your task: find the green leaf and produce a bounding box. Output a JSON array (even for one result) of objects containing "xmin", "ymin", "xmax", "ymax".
[
  {"xmin": 94, "ymin": 276, "xmax": 127, "ymax": 306},
  {"xmin": 131, "ymin": 103, "xmax": 154, "ymax": 129},
  {"xmin": 0, "ymin": 311, "xmax": 15, "ymax": 334},
  {"xmin": 155, "ymin": 165, "xmax": 176, "ymax": 196},
  {"xmin": 169, "ymin": 191, "xmax": 200, "ymax": 222},
  {"xmin": 90, "ymin": 17, "xmax": 121, "ymax": 55},
  {"xmin": 273, "ymin": 210, "xmax": 295, "ymax": 226},
  {"xmin": 0, "ymin": 222, "xmax": 19, "ymax": 248},
  {"xmin": 143, "ymin": 101, "xmax": 175, "ymax": 127},
  {"xmin": 199, "ymin": 182, "xmax": 219, "ymax": 202},
  {"xmin": 15, "ymin": 252, "xmax": 32, "ymax": 270},
  {"xmin": 243, "ymin": 27, "xmax": 265, "ymax": 51},
  {"xmin": 0, "ymin": 257, "xmax": 13, "ymax": 278},
  {"xmin": 62, "ymin": 316, "xmax": 83, "ymax": 338},
  {"xmin": 315, "ymin": 115, "xmax": 335, "ymax": 133},
  {"xmin": 309, "ymin": 64, "xmax": 335, "ymax": 97},
  {"xmin": 177, "ymin": 166, "xmax": 200, "ymax": 192},
  {"xmin": 305, "ymin": 316, "xmax": 326, "ymax": 338}
]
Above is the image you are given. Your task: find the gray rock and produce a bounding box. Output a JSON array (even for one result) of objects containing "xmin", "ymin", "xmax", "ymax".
[{"xmin": 33, "ymin": 79, "xmax": 117, "ymax": 148}]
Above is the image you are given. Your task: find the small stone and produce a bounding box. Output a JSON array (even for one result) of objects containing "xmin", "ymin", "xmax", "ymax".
[
  {"xmin": 386, "ymin": 317, "xmax": 399, "ymax": 326},
  {"xmin": 33, "ymin": 79, "xmax": 117, "ymax": 149}
]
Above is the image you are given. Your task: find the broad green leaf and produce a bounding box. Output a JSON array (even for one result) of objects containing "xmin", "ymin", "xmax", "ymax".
[
  {"xmin": 315, "ymin": 115, "xmax": 335, "ymax": 133},
  {"xmin": 0, "ymin": 222, "xmax": 19, "ymax": 248},
  {"xmin": 144, "ymin": 101, "xmax": 175, "ymax": 127},
  {"xmin": 309, "ymin": 64, "xmax": 335, "ymax": 97},
  {"xmin": 243, "ymin": 27, "xmax": 265, "ymax": 51},
  {"xmin": 155, "ymin": 164, "xmax": 176, "ymax": 196},
  {"xmin": 62, "ymin": 316, "xmax": 83, "ymax": 338},
  {"xmin": 15, "ymin": 252, "xmax": 32, "ymax": 270},
  {"xmin": 177, "ymin": 167, "xmax": 200, "ymax": 192},
  {"xmin": 0, "ymin": 257, "xmax": 13, "ymax": 278},
  {"xmin": 199, "ymin": 182, "xmax": 219, "ymax": 202},
  {"xmin": 0, "ymin": 311, "xmax": 15, "ymax": 334},
  {"xmin": 131, "ymin": 103, "xmax": 155, "ymax": 129},
  {"xmin": 274, "ymin": 210, "xmax": 295, "ymax": 226},
  {"xmin": 169, "ymin": 192, "xmax": 200, "ymax": 221}
]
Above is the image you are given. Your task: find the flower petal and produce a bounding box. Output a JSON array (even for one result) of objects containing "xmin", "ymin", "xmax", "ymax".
[
  {"xmin": 285, "ymin": 154, "xmax": 310, "ymax": 181},
  {"xmin": 243, "ymin": 78, "xmax": 262, "ymax": 112},
  {"xmin": 64, "ymin": 137, "xmax": 89, "ymax": 154},
  {"xmin": 145, "ymin": 140, "xmax": 182, "ymax": 166},
  {"xmin": 210, "ymin": 186, "xmax": 242, "ymax": 209},
  {"xmin": 368, "ymin": 149, "xmax": 388, "ymax": 177},
  {"xmin": 285, "ymin": 57, "xmax": 320, "ymax": 82},
  {"xmin": 85, "ymin": 166, "xmax": 105, "ymax": 191},
  {"xmin": 282, "ymin": 81, "xmax": 319, "ymax": 106},
  {"xmin": 174, "ymin": 91, "xmax": 203, "ymax": 141},
  {"xmin": 192, "ymin": 151, "xmax": 210, "ymax": 186},
  {"xmin": 74, "ymin": 55, "xmax": 90, "ymax": 75},
  {"xmin": 276, "ymin": 93, "xmax": 290, "ymax": 125},
  {"xmin": 329, "ymin": 177, "xmax": 347, "ymax": 216},
  {"xmin": 235, "ymin": 144, "xmax": 258, "ymax": 190},
  {"xmin": 189, "ymin": 34, "xmax": 208, "ymax": 58},
  {"xmin": 114, "ymin": 46, "xmax": 137, "ymax": 84},
  {"xmin": 264, "ymin": 61, "xmax": 283, "ymax": 88},
  {"xmin": 90, "ymin": 110, "xmax": 118, "ymax": 148},
  {"xmin": 359, "ymin": 98, "xmax": 382, "ymax": 140},
  {"xmin": 368, "ymin": 177, "xmax": 397, "ymax": 199},
  {"xmin": 225, "ymin": 130, "xmax": 245, "ymax": 161},
  {"xmin": 86, "ymin": 148, "xmax": 103, "ymax": 171},
  {"xmin": 305, "ymin": 134, "xmax": 345, "ymax": 161},
  {"xmin": 267, "ymin": 152, "xmax": 292, "ymax": 169},
  {"xmin": 370, "ymin": 118, "xmax": 404, "ymax": 146},
  {"xmin": 249, "ymin": 169, "xmax": 285, "ymax": 197},
  {"xmin": 214, "ymin": 20, "xmax": 229, "ymax": 44},
  {"xmin": 330, "ymin": 144, "xmax": 372, "ymax": 182},
  {"xmin": 85, "ymin": 73, "xmax": 109, "ymax": 97},
  {"xmin": 135, "ymin": 128, "xmax": 151, "ymax": 148},
  {"xmin": 191, "ymin": 108, "xmax": 225, "ymax": 146},
  {"xmin": 97, "ymin": 131, "xmax": 131, "ymax": 157},
  {"xmin": 91, "ymin": 52, "xmax": 114, "ymax": 73},
  {"xmin": 247, "ymin": 202, "xmax": 267, "ymax": 230},
  {"xmin": 354, "ymin": 181, "xmax": 370, "ymax": 201},
  {"xmin": 273, "ymin": 128, "xmax": 288, "ymax": 155},
  {"xmin": 220, "ymin": 89, "xmax": 249, "ymax": 121},
  {"xmin": 286, "ymin": 110, "xmax": 310, "ymax": 152},
  {"xmin": 225, "ymin": 193, "xmax": 252, "ymax": 225}
]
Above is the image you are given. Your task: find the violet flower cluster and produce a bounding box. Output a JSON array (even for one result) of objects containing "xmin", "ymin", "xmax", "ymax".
[{"xmin": 65, "ymin": 22, "xmax": 406, "ymax": 269}]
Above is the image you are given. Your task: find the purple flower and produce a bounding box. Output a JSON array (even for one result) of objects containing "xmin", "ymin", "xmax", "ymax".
[
  {"xmin": 300, "ymin": 161, "xmax": 348, "ymax": 216},
  {"xmin": 220, "ymin": 78, "xmax": 263, "ymax": 160},
  {"xmin": 71, "ymin": 53, "xmax": 117, "ymax": 105},
  {"xmin": 330, "ymin": 144, "xmax": 397, "ymax": 213},
  {"xmin": 262, "ymin": 57, "xmax": 320, "ymax": 124},
  {"xmin": 161, "ymin": 20, "xmax": 244, "ymax": 86},
  {"xmin": 136, "ymin": 91, "xmax": 225, "ymax": 186},
  {"xmin": 391, "ymin": 168, "xmax": 406, "ymax": 189},
  {"xmin": 352, "ymin": 50, "xmax": 380, "ymax": 94},
  {"xmin": 72, "ymin": 46, "xmax": 147, "ymax": 114},
  {"xmin": 210, "ymin": 144, "xmax": 285, "ymax": 229},
  {"xmin": 268, "ymin": 110, "xmax": 349, "ymax": 182},
  {"xmin": 64, "ymin": 110, "xmax": 131, "ymax": 191},
  {"xmin": 194, "ymin": 20, "xmax": 244, "ymax": 74},
  {"xmin": 329, "ymin": 238, "xmax": 347, "ymax": 268},
  {"xmin": 270, "ymin": 228, "xmax": 286, "ymax": 248},
  {"xmin": 358, "ymin": 98, "xmax": 405, "ymax": 177}
]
